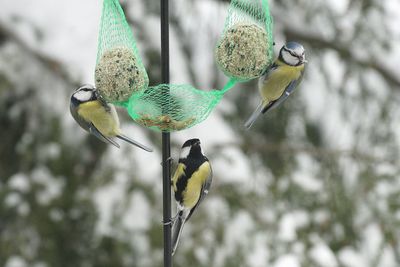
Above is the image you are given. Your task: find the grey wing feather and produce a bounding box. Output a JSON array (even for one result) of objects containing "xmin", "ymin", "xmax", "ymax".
[
  {"xmin": 70, "ymin": 102, "xmax": 90, "ymax": 132},
  {"xmin": 89, "ymin": 125, "xmax": 120, "ymax": 148},
  {"xmin": 244, "ymin": 101, "xmax": 264, "ymax": 129},
  {"xmin": 172, "ymin": 210, "xmax": 188, "ymax": 256},
  {"xmin": 116, "ymin": 134, "xmax": 153, "ymax": 152},
  {"xmin": 70, "ymin": 102, "xmax": 120, "ymax": 148},
  {"xmin": 93, "ymin": 94, "xmax": 153, "ymax": 152},
  {"xmin": 262, "ymin": 76, "xmax": 303, "ymax": 114},
  {"xmin": 244, "ymin": 64, "xmax": 280, "ymax": 129}
]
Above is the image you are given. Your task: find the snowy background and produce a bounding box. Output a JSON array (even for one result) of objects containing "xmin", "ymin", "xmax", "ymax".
[{"xmin": 0, "ymin": 0, "xmax": 400, "ymax": 266}]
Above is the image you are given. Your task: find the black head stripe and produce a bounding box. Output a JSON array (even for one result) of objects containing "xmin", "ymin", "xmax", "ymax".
[
  {"xmin": 182, "ymin": 138, "xmax": 201, "ymax": 148},
  {"xmin": 284, "ymin": 47, "xmax": 301, "ymax": 59}
]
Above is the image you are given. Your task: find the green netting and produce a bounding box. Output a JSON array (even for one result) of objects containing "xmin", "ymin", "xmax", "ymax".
[
  {"xmin": 95, "ymin": 0, "xmax": 274, "ymax": 132},
  {"xmin": 94, "ymin": 0, "xmax": 149, "ymax": 102},
  {"xmin": 215, "ymin": 0, "xmax": 274, "ymax": 81},
  {"xmin": 116, "ymin": 79, "xmax": 237, "ymax": 131}
]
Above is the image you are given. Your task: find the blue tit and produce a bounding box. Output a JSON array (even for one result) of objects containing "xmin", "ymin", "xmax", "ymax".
[
  {"xmin": 244, "ymin": 42, "xmax": 307, "ymax": 129},
  {"xmin": 70, "ymin": 84, "xmax": 153, "ymax": 152},
  {"xmin": 171, "ymin": 138, "xmax": 212, "ymax": 255}
]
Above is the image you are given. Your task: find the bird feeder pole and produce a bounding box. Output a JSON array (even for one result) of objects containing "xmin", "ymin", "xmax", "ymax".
[{"xmin": 161, "ymin": 0, "xmax": 173, "ymax": 266}]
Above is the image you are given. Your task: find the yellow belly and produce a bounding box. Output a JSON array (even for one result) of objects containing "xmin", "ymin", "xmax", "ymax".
[
  {"xmin": 77, "ymin": 101, "xmax": 119, "ymax": 137},
  {"xmin": 183, "ymin": 162, "xmax": 211, "ymax": 209},
  {"xmin": 260, "ymin": 64, "xmax": 303, "ymax": 103}
]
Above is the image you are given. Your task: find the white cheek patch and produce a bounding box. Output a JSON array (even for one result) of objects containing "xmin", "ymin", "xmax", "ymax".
[
  {"xmin": 294, "ymin": 47, "xmax": 304, "ymax": 56},
  {"xmin": 74, "ymin": 90, "xmax": 93, "ymax": 102},
  {"xmin": 282, "ymin": 50, "xmax": 300, "ymax": 66},
  {"xmin": 180, "ymin": 146, "xmax": 191, "ymax": 159}
]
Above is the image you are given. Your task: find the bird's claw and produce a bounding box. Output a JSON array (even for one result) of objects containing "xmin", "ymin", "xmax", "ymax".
[
  {"xmin": 163, "ymin": 219, "xmax": 172, "ymax": 226},
  {"xmin": 160, "ymin": 156, "xmax": 174, "ymax": 166},
  {"xmin": 162, "ymin": 213, "xmax": 178, "ymax": 227}
]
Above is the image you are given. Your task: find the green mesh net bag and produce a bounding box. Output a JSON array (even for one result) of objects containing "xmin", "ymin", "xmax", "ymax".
[
  {"xmin": 95, "ymin": 0, "xmax": 149, "ymax": 102},
  {"xmin": 119, "ymin": 80, "xmax": 237, "ymax": 131},
  {"xmin": 95, "ymin": 0, "xmax": 273, "ymax": 132},
  {"xmin": 215, "ymin": 0, "xmax": 274, "ymax": 81}
]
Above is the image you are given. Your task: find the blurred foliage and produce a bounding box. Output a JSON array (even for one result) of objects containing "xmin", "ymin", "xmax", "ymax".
[{"xmin": 1, "ymin": 0, "xmax": 400, "ymax": 266}]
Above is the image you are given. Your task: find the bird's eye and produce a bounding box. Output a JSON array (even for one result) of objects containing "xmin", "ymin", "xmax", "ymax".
[{"xmin": 289, "ymin": 51, "xmax": 300, "ymax": 58}]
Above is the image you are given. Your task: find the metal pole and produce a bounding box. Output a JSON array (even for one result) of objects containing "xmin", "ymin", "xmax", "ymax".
[{"xmin": 161, "ymin": 0, "xmax": 172, "ymax": 266}]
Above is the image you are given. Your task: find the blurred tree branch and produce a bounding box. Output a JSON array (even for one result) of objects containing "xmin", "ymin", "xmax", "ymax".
[
  {"xmin": 0, "ymin": 22, "xmax": 79, "ymax": 87},
  {"xmin": 213, "ymin": 140, "xmax": 398, "ymax": 165},
  {"xmin": 278, "ymin": 23, "xmax": 400, "ymax": 88}
]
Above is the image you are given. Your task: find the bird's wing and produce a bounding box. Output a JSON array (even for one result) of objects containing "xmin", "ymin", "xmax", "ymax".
[
  {"xmin": 70, "ymin": 90, "xmax": 121, "ymax": 148},
  {"xmin": 116, "ymin": 134, "xmax": 153, "ymax": 152},
  {"xmin": 244, "ymin": 64, "xmax": 280, "ymax": 129},
  {"xmin": 244, "ymin": 101, "xmax": 266, "ymax": 129},
  {"xmin": 70, "ymin": 102, "xmax": 119, "ymax": 147},
  {"xmin": 172, "ymin": 163, "xmax": 186, "ymax": 197},
  {"xmin": 88, "ymin": 124, "xmax": 120, "ymax": 148},
  {"xmin": 172, "ymin": 208, "xmax": 189, "ymax": 256},
  {"xmin": 262, "ymin": 75, "xmax": 303, "ymax": 114},
  {"xmin": 70, "ymin": 102, "xmax": 91, "ymax": 132}
]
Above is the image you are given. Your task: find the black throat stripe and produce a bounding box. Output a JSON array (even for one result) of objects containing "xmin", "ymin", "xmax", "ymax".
[{"xmin": 174, "ymin": 156, "xmax": 208, "ymax": 204}]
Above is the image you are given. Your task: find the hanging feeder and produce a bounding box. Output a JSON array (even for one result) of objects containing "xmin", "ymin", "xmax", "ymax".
[
  {"xmin": 119, "ymin": 80, "xmax": 237, "ymax": 131},
  {"xmin": 95, "ymin": 0, "xmax": 274, "ymax": 132},
  {"xmin": 95, "ymin": 0, "xmax": 149, "ymax": 102},
  {"xmin": 215, "ymin": 0, "xmax": 275, "ymax": 81}
]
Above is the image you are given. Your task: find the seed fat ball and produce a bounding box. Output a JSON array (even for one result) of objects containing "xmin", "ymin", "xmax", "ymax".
[
  {"xmin": 95, "ymin": 47, "xmax": 148, "ymax": 102},
  {"xmin": 216, "ymin": 23, "xmax": 270, "ymax": 80}
]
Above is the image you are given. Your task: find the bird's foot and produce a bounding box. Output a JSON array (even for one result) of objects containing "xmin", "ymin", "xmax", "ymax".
[
  {"xmin": 162, "ymin": 213, "xmax": 178, "ymax": 227},
  {"xmin": 162, "ymin": 219, "xmax": 172, "ymax": 226},
  {"xmin": 160, "ymin": 156, "xmax": 174, "ymax": 167}
]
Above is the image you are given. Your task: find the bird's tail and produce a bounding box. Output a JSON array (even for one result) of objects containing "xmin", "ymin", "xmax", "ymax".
[
  {"xmin": 244, "ymin": 101, "xmax": 264, "ymax": 129},
  {"xmin": 116, "ymin": 134, "xmax": 153, "ymax": 152},
  {"xmin": 172, "ymin": 211, "xmax": 187, "ymax": 256}
]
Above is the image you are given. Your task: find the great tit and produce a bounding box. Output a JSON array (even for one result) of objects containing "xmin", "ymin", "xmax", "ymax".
[
  {"xmin": 244, "ymin": 42, "xmax": 307, "ymax": 129},
  {"xmin": 171, "ymin": 138, "xmax": 212, "ymax": 255},
  {"xmin": 70, "ymin": 84, "xmax": 153, "ymax": 152}
]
